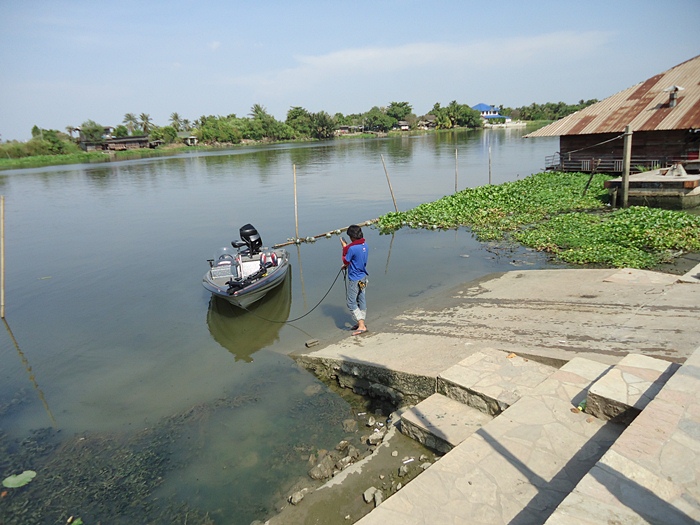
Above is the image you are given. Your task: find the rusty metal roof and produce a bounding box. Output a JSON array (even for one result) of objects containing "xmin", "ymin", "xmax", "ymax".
[{"xmin": 526, "ymin": 55, "xmax": 700, "ymax": 137}]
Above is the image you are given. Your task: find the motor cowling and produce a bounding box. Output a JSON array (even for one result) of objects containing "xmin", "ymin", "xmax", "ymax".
[{"xmin": 239, "ymin": 223, "xmax": 262, "ymax": 255}]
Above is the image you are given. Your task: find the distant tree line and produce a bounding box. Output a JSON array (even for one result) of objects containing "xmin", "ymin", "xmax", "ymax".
[
  {"xmin": 501, "ymin": 100, "xmax": 599, "ymax": 121},
  {"xmin": 0, "ymin": 99, "xmax": 598, "ymax": 159}
]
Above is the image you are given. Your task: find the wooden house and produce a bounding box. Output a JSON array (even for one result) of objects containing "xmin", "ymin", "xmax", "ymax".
[{"xmin": 526, "ymin": 55, "xmax": 700, "ymax": 174}]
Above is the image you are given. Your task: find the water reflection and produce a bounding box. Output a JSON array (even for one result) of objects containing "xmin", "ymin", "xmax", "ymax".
[{"xmin": 206, "ymin": 272, "xmax": 292, "ymax": 362}]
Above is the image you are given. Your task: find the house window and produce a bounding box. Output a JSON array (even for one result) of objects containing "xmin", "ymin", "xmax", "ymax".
[
  {"xmin": 581, "ymin": 160, "xmax": 591, "ymax": 171},
  {"xmin": 614, "ymin": 160, "xmax": 623, "ymax": 172}
]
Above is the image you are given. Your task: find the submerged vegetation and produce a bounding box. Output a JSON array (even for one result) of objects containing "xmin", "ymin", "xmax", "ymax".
[{"xmin": 377, "ymin": 172, "xmax": 700, "ymax": 269}]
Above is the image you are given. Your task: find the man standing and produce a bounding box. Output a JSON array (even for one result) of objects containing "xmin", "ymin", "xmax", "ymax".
[{"xmin": 341, "ymin": 224, "xmax": 369, "ymax": 335}]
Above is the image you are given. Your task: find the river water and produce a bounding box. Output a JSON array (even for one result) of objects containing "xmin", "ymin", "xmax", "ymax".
[{"xmin": 0, "ymin": 127, "xmax": 557, "ymax": 523}]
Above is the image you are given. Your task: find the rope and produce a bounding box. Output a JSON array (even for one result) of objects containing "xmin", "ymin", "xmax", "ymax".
[
  {"xmin": 559, "ymin": 133, "xmax": 625, "ymax": 157},
  {"xmin": 235, "ymin": 266, "xmax": 345, "ymax": 324}
]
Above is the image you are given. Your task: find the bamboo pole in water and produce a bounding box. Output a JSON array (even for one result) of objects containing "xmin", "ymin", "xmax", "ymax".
[
  {"xmin": 455, "ymin": 149, "xmax": 458, "ymax": 193},
  {"xmin": 488, "ymin": 145, "xmax": 492, "ymax": 185},
  {"xmin": 381, "ymin": 155, "xmax": 399, "ymax": 213},
  {"xmin": 1, "ymin": 195, "xmax": 4, "ymax": 319},
  {"xmin": 293, "ymin": 164, "xmax": 299, "ymax": 238},
  {"xmin": 272, "ymin": 219, "xmax": 377, "ymax": 248}
]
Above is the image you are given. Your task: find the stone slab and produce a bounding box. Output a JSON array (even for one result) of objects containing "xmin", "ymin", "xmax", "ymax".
[
  {"xmin": 356, "ymin": 357, "xmax": 625, "ymax": 525},
  {"xmin": 400, "ymin": 393, "xmax": 493, "ymax": 454},
  {"xmin": 587, "ymin": 353, "xmax": 680, "ymax": 424},
  {"xmin": 382, "ymin": 268, "xmax": 700, "ymax": 365},
  {"xmin": 437, "ymin": 348, "xmax": 556, "ymax": 416},
  {"xmin": 545, "ymin": 346, "xmax": 700, "ymax": 524}
]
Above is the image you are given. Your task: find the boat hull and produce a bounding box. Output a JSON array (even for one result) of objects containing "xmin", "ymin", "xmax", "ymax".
[{"xmin": 203, "ymin": 249, "xmax": 290, "ymax": 308}]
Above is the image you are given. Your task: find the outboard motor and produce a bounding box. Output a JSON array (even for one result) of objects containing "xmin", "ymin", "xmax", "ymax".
[{"xmin": 237, "ymin": 223, "xmax": 262, "ymax": 255}]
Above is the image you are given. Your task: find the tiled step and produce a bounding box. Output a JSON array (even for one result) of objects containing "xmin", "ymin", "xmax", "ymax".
[
  {"xmin": 400, "ymin": 393, "xmax": 493, "ymax": 453},
  {"xmin": 545, "ymin": 348, "xmax": 700, "ymax": 524},
  {"xmin": 358, "ymin": 357, "xmax": 625, "ymax": 525},
  {"xmin": 586, "ymin": 353, "xmax": 679, "ymax": 425},
  {"xmin": 437, "ymin": 349, "xmax": 556, "ymax": 416}
]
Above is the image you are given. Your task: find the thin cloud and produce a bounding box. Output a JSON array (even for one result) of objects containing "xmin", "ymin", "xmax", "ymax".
[
  {"xmin": 233, "ymin": 31, "xmax": 613, "ymax": 97},
  {"xmin": 209, "ymin": 41, "xmax": 222, "ymax": 52}
]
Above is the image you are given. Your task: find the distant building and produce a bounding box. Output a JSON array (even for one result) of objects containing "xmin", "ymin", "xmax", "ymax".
[
  {"xmin": 417, "ymin": 114, "xmax": 437, "ymax": 129},
  {"xmin": 178, "ymin": 131, "xmax": 198, "ymax": 146},
  {"xmin": 472, "ymin": 104, "xmax": 512, "ymax": 123},
  {"xmin": 525, "ymin": 54, "xmax": 700, "ymax": 174},
  {"xmin": 397, "ymin": 120, "xmax": 410, "ymax": 131}
]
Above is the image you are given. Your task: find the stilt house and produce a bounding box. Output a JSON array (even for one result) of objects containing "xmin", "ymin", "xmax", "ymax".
[{"xmin": 526, "ymin": 55, "xmax": 700, "ymax": 174}]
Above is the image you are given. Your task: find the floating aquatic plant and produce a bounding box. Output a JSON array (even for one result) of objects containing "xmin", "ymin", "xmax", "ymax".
[
  {"xmin": 377, "ymin": 172, "xmax": 700, "ymax": 269},
  {"xmin": 3, "ymin": 470, "xmax": 37, "ymax": 488}
]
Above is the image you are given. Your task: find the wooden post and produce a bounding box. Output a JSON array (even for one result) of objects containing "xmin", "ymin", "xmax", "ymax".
[
  {"xmin": 293, "ymin": 164, "xmax": 299, "ymax": 239},
  {"xmin": 381, "ymin": 155, "xmax": 399, "ymax": 213},
  {"xmin": 454, "ymin": 148, "xmax": 458, "ymax": 193},
  {"xmin": 1, "ymin": 195, "xmax": 4, "ymax": 319},
  {"xmin": 621, "ymin": 125, "xmax": 633, "ymax": 208}
]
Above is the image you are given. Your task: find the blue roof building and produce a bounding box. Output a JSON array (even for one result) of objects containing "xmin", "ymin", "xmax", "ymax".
[{"xmin": 472, "ymin": 103, "xmax": 511, "ymax": 122}]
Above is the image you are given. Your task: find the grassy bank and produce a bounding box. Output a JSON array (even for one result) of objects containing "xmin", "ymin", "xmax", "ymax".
[{"xmin": 377, "ymin": 171, "xmax": 700, "ymax": 269}]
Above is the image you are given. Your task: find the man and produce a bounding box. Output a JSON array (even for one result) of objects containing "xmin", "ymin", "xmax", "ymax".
[{"xmin": 341, "ymin": 224, "xmax": 369, "ymax": 335}]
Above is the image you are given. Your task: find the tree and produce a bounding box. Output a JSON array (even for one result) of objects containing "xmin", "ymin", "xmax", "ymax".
[
  {"xmin": 310, "ymin": 111, "xmax": 335, "ymax": 140},
  {"xmin": 386, "ymin": 101, "xmax": 413, "ymax": 121},
  {"xmin": 150, "ymin": 125, "xmax": 178, "ymax": 144},
  {"xmin": 363, "ymin": 106, "xmax": 394, "ymax": 132},
  {"xmin": 286, "ymin": 106, "xmax": 313, "ymax": 137},
  {"xmin": 123, "ymin": 113, "xmax": 139, "ymax": 135},
  {"xmin": 113, "ymin": 125, "xmax": 129, "ymax": 138},
  {"xmin": 169, "ymin": 112, "xmax": 182, "ymax": 131},
  {"xmin": 139, "ymin": 113, "xmax": 153, "ymax": 134},
  {"xmin": 80, "ymin": 120, "xmax": 106, "ymax": 143}
]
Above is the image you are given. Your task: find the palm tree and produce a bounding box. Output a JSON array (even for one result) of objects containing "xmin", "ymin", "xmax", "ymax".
[
  {"xmin": 123, "ymin": 113, "xmax": 138, "ymax": 135},
  {"xmin": 169, "ymin": 112, "xmax": 182, "ymax": 131},
  {"xmin": 249, "ymin": 104, "xmax": 269, "ymax": 120},
  {"xmin": 182, "ymin": 119, "xmax": 191, "ymax": 131},
  {"xmin": 139, "ymin": 113, "xmax": 153, "ymax": 135}
]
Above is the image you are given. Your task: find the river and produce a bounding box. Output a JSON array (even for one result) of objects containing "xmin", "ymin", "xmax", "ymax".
[{"xmin": 0, "ymin": 127, "xmax": 557, "ymax": 524}]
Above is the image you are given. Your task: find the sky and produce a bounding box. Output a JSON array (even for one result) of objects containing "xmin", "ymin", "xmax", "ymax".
[{"xmin": 1, "ymin": 0, "xmax": 698, "ymax": 141}]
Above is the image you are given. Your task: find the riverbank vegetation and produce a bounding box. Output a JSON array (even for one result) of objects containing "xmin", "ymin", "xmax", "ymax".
[
  {"xmin": 1, "ymin": 98, "xmax": 597, "ymax": 170},
  {"xmin": 377, "ymin": 172, "xmax": 700, "ymax": 270}
]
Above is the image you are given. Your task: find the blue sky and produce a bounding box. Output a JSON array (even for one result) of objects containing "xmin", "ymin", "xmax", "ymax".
[{"xmin": 1, "ymin": 0, "xmax": 698, "ymax": 141}]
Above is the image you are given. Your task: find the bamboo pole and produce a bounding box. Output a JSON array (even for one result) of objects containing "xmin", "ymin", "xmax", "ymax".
[
  {"xmin": 4, "ymin": 318, "xmax": 57, "ymax": 427},
  {"xmin": 1, "ymin": 195, "xmax": 5, "ymax": 319},
  {"xmin": 380, "ymin": 155, "xmax": 399, "ymax": 213},
  {"xmin": 273, "ymin": 219, "xmax": 377, "ymax": 248},
  {"xmin": 454, "ymin": 149, "xmax": 458, "ymax": 193},
  {"xmin": 293, "ymin": 164, "xmax": 299, "ymax": 239}
]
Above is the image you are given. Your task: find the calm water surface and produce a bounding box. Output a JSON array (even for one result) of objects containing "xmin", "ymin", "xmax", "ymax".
[{"xmin": 0, "ymin": 128, "xmax": 557, "ymax": 523}]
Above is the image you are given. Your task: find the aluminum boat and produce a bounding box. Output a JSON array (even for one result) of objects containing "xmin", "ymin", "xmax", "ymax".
[{"xmin": 203, "ymin": 224, "xmax": 290, "ymax": 308}]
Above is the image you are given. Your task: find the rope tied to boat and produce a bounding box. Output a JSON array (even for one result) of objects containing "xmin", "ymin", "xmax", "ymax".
[{"xmin": 236, "ymin": 265, "xmax": 345, "ymax": 324}]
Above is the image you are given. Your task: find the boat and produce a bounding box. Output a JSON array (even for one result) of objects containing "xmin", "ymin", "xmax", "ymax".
[
  {"xmin": 207, "ymin": 271, "xmax": 292, "ymax": 362},
  {"xmin": 203, "ymin": 224, "xmax": 290, "ymax": 308}
]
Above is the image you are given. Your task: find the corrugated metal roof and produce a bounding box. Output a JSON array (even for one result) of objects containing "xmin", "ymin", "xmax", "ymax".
[{"xmin": 526, "ymin": 55, "xmax": 700, "ymax": 137}]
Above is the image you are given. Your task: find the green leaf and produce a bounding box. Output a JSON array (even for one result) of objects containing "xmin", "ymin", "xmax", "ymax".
[{"xmin": 2, "ymin": 470, "xmax": 37, "ymax": 488}]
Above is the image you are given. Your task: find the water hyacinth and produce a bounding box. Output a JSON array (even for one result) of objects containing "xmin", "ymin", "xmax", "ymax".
[{"xmin": 377, "ymin": 172, "xmax": 700, "ymax": 269}]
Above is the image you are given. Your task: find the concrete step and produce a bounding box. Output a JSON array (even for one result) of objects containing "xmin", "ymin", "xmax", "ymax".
[
  {"xmin": 437, "ymin": 349, "xmax": 556, "ymax": 416},
  {"xmin": 358, "ymin": 357, "xmax": 626, "ymax": 525},
  {"xmin": 400, "ymin": 393, "xmax": 493, "ymax": 454},
  {"xmin": 545, "ymin": 347, "xmax": 700, "ymax": 524},
  {"xmin": 586, "ymin": 353, "xmax": 680, "ymax": 425}
]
